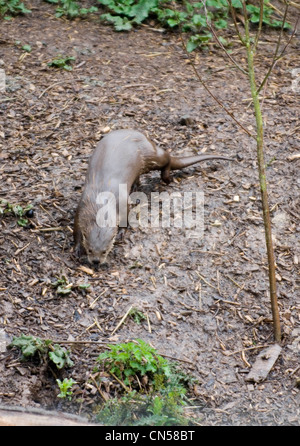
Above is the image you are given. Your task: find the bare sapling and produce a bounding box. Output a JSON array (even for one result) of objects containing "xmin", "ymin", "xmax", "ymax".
[{"xmin": 180, "ymin": 0, "xmax": 298, "ymax": 343}]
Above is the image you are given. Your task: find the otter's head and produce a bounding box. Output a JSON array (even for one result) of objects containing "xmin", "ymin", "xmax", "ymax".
[
  {"xmin": 81, "ymin": 223, "xmax": 117, "ymax": 265},
  {"xmin": 74, "ymin": 192, "xmax": 118, "ymax": 266}
]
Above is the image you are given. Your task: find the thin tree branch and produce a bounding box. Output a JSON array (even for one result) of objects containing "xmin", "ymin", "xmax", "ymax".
[
  {"xmin": 241, "ymin": 0, "xmax": 248, "ymax": 32},
  {"xmin": 180, "ymin": 33, "xmax": 255, "ymax": 139},
  {"xmin": 289, "ymin": 1, "xmax": 300, "ymax": 9},
  {"xmin": 227, "ymin": 0, "xmax": 246, "ymax": 45},
  {"xmin": 242, "ymin": 0, "xmax": 281, "ymax": 343},
  {"xmin": 254, "ymin": 0, "xmax": 264, "ymax": 51},
  {"xmin": 201, "ymin": 0, "xmax": 248, "ymax": 75},
  {"xmin": 257, "ymin": 1, "xmax": 293, "ymax": 93},
  {"xmin": 276, "ymin": 10, "xmax": 299, "ymax": 57}
]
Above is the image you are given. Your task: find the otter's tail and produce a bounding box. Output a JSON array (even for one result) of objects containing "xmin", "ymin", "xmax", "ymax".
[{"xmin": 169, "ymin": 154, "xmax": 234, "ymax": 170}]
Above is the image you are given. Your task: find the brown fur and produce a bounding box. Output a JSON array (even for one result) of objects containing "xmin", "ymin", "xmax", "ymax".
[{"xmin": 74, "ymin": 129, "xmax": 234, "ymax": 264}]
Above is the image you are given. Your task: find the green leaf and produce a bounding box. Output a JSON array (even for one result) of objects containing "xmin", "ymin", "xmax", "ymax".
[
  {"xmin": 79, "ymin": 283, "xmax": 91, "ymax": 289},
  {"xmin": 186, "ymin": 33, "xmax": 212, "ymax": 52},
  {"xmin": 48, "ymin": 56, "xmax": 75, "ymax": 70},
  {"xmin": 100, "ymin": 13, "xmax": 132, "ymax": 31},
  {"xmin": 214, "ymin": 18, "xmax": 227, "ymax": 29},
  {"xmin": 56, "ymin": 285, "xmax": 72, "ymax": 294},
  {"xmin": 206, "ymin": 0, "xmax": 228, "ymax": 8},
  {"xmin": 13, "ymin": 205, "xmax": 24, "ymax": 217},
  {"xmin": 57, "ymin": 378, "xmax": 76, "ymax": 400},
  {"xmin": 49, "ymin": 344, "xmax": 74, "ymax": 369},
  {"xmin": 231, "ymin": 0, "xmax": 242, "ymax": 8},
  {"xmin": 191, "ymin": 14, "xmax": 206, "ymax": 28},
  {"xmin": 129, "ymin": 0, "xmax": 158, "ymax": 23},
  {"xmin": 17, "ymin": 218, "xmax": 29, "ymax": 227},
  {"xmin": 246, "ymin": 4, "xmax": 258, "ymax": 13},
  {"xmin": 166, "ymin": 18, "xmax": 178, "ymax": 27},
  {"xmin": 22, "ymin": 44, "xmax": 32, "ymax": 52},
  {"xmin": 10, "ymin": 334, "xmax": 47, "ymax": 358},
  {"xmin": 80, "ymin": 6, "xmax": 98, "ymax": 15}
]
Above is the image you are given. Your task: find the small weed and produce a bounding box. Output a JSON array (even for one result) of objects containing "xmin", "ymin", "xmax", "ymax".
[
  {"xmin": 97, "ymin": 0, "xmax": 290, "ymax": 50},
  {"xmin": 96, "ymin": 339, "xmax": 197, "ymax": 425},
  {"xmin": 56, "ymin": 378, "xmax": 77, "ymax": 400},
  {"xmin": 97, "ymin": 339, "xmax": 171, "ymax": 387},
  {"xmin": 49, "ymin": 344, "xmax": 74, "ymax": 369},
  {"xmin": 0, "ymin": 199, "xmax": 33, "ymax": 227},
  {"xmin": 51, "ymin": 276, "xmax": 91, "ymax": 295},
  {"xmin": 51, "ymin": 275, "xmax": 73, "ymax": 295},
  {"xmin": 45, "ymin": 0, "xmax": 97, "ymax": 19},
  {"xmin": 10, "ymin": 334, "xmax": 51, "ymax": 359},
  {"xmin": 129, "ymin": 307, "xmax": 146, "ymax": 324},
  {"xmin": 10, "ymin": 334, "xmax": 74, "ymax": 369},
  {"xmin": 0, "ymin": 0, "xmax": 31, "ymax": 18},
  {"xmin": 245, "ymin": 2, "xmax": 291, "ymax": 29},
  {"xmin": 48, "ymin": 55, "xmax": 76, "ymax": 71},
  {"xmin": 78, "ymin": 283, "xmax": 91, "ymax": 291},
  {"xmin": 22, "ymin": 44, "xmax": 32, "ymax": 52},
  {"xmin": 96, "ymin": 390, "xmax": 189, "ymax": 426}
]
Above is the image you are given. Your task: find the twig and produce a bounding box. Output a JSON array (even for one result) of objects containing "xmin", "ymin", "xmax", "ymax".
[
  {"xmin": 201, "ymin": 0, "xmax": 248, "ymax": 75},
  {"xmin": 257, "ymin": 1, "xmax": 294, "ymax": 94},
  {"xmin": 198, "ymin": 282, "xmax": 202, "ymax": 310},
  {"xmin": 223, "ymin": 274, "xmax": 243, "ymax": 289},
  {"xmin": 89, "ymin": 289, "xmax": 108, "ymax": 309},
  {"xmin": 86, "ymin": 318, "xmax": 104, "ymax": 333},
  {"xmin": 89, "ymin": 374, "xmax": 109, "ymax": 401},
  {"xmin": 31, "ymin": 226, "xmax": 64, "ymax": 232},
  {"xmin": 242, "ymin": 0, "xmax": 281, "ymax": 343},
  {"xmin": 227, "ymin": 344, "xmax": 270, "ymax": 356},
  {"xmin": 289, "ymin": 1, "xmax": 300, "ymax": 9},
  {"xmin": 178, "ymin": 300, "xmax": 205, "ymax": 313},
  {"xmin": 50, "ymin": 340, "xmax": 116, "ymax": 346},
  {"xmin": 179, "ymin": 33, "xmax": 255, "ymax": 139},
  {"xmin": 254, "ymin": 0, "xmax": 264, "ymax": 50},
  {"xmin": 109, "ymin": 372, "xmax": 131, "ymax": 392},
  {"xmin": 214, "ymin": 297, "xmax": 241, "ymax": 306},
  {"xmin": 195, "ymin": 271, "xmax": 218, "ymax": 290},
  {"xmin": 38, "ymin": 81, "xmax": 65, "ymax": 99},
  {"xmin": 111, "ymin": 305, "xmax": 133, "ymax": 336},
  {"xmin": 146, "ymin": 312, "xmax": 152, "ymax": 334},
  {"xmin": 14, "ymin": 242, "xmax": 31, "ymax": 255},
  {"xmin": 227, "ymin": 0, "xmax": 246, "ymax": 45}
]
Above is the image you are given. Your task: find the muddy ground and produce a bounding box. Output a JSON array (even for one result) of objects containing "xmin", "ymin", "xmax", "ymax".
[{"xmin": 0, "ymin": 0, "xmax": 299, "ymax": 426}]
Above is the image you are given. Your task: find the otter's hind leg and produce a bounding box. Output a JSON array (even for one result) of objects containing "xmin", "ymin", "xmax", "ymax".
[{"xmin": 161, "ymin": 163, "xmax": 172, "ymax": 184}]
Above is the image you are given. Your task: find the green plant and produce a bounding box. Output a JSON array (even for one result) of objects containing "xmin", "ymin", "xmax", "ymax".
[
  {"xmin": 51, "ymin": 275, "xmax": 73, "ymax": 295},
  {"xmin": 97, "ymin": 389, "xmax": 189, "ymax": 425},
  {"xmin": 97, "ymin": 339, "xmax": 171, "ymax": 386},
  {"xmin": 99, "ymin": 0, "xmax": 158, "ymax": 31},
  {"xmin": 129, "ymin": 307, "xmax": 146, "ymax": 324},
  {"xmin": 97, "ymin": 0, "xmax": 290, "ymax": 50},
  {"xmin": 245, "ymin": 2, "xmax": 290, "ymax": 28},
  {"xmin": 22, "ymin": 44, "xmax": 32, "ymax": 52},
  {"xmin": 0, "ymin": 0, "xmax": 31, "ymax": 18},
  {"xmin": 96, "ymin": 339, "xmax": 197, "ymax": 425},
  {"xmin": 45, "ymin": 0, "xmax": 98, "ymax": 18},
  {"xmin": 78, "ymin": 283, "xmax": 91, "ymax": 291},
  {"xmin": 10, "ymin": 334, "xmax": 52, "ymax": 358},
  {"xmin": 49, "ymin": 344, "xmax": 74, "ymax": 369},
  {"xmin": 56, "ymin": 378, "xmax": 77, "ymax": 400},
  {"xmin": 47, "ymin": 55, "xmax": 76, "ymax": 71},
  {"xmin": 0, "ymin": 199, "xmax": 33, "ymax": 227},
  {"xmin": 10, "ymin": 334, "xmax": 74, "ymax": 369}
]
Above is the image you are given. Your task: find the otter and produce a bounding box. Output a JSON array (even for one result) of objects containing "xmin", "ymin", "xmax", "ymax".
[{"xmin": 73, "ymin": 129, "xmax": 234, "ymax": 264}]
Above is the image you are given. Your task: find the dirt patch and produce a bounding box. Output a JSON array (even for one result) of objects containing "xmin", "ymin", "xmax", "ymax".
[{"xmin": 0, "ymin": 1, "xmax": 299, "ymax": 425}]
